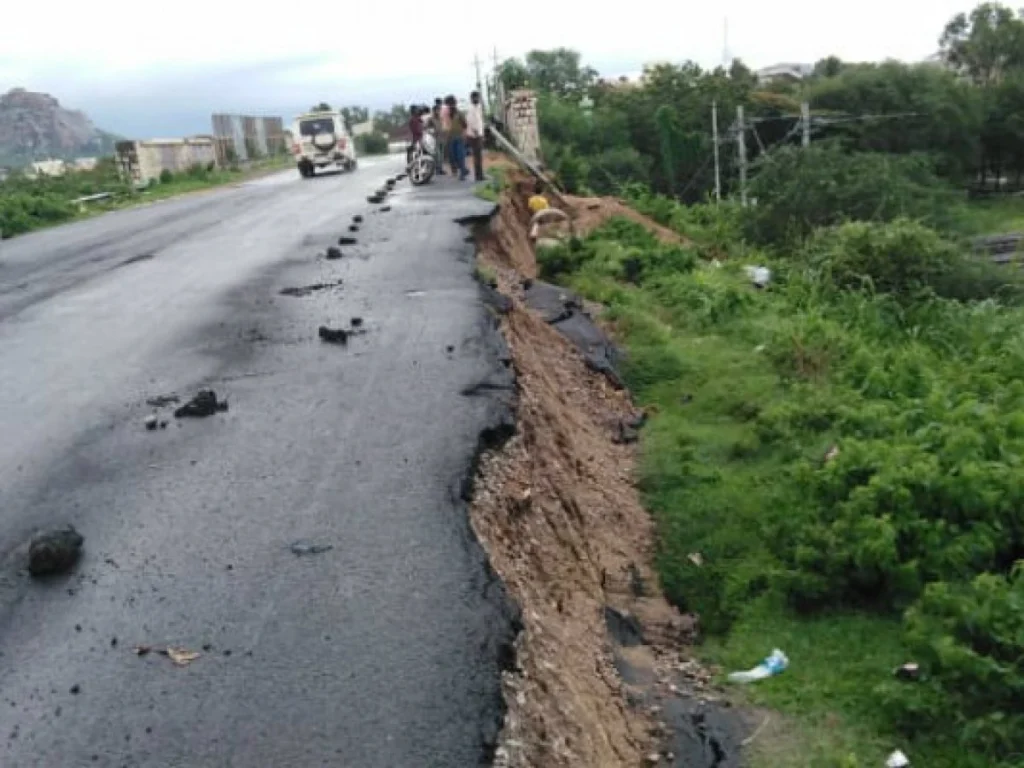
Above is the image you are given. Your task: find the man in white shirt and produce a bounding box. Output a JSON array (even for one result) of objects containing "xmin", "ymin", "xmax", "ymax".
[{"xmin": 466, "ymin": 90, "xmax": 486, "ymax": 182}]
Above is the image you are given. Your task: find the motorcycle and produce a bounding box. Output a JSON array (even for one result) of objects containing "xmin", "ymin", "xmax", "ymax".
[{"xmin": 407, "ymin": 132, "xmax": 436, "ymax": 186}]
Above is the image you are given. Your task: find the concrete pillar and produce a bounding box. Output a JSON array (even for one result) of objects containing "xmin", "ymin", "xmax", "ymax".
[{"xmin": 506, "ymin": 89, "xmax": 541, "ymax": 164}]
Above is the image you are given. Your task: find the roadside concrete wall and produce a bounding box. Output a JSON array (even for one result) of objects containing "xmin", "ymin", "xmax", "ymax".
[
  {"xmin": 507, "ymin": 89, "xmax": 541, "ymax": 164},
  {"xmin": 115, "ymin": 138, "xmax": 218, "ymax": 184}
]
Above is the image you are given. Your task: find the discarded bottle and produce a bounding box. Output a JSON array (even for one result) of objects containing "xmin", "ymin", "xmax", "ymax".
[{"xmin": 727, "ymin": 648, "xmax": 788, "ymax": 684}]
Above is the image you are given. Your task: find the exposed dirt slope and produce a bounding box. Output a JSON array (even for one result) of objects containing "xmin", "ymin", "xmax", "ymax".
[{"xmin": 472, "ymin": 186, "xmax": 701, "ymax": 767}]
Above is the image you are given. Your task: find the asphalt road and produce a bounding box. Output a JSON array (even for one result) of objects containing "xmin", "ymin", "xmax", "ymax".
[{"xmin": 0, "ymin": 156, "xmax": 518, "ymax": 767}]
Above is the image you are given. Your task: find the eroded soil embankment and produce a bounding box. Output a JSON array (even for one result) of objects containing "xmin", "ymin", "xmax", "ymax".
[{"xmin": 469, "ymin": 188, "xmax": 730, "ymax": 767}]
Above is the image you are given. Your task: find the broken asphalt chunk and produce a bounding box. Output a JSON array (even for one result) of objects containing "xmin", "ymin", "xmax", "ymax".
[
  {"xmin": 318, "ymin": 326, "xmax": 349, "ymax": 344},
  {"xmin": 338, "ymin": 236, "xmax": 357, "ymax": 246},
  {"xmin": 325, "ymin": 246, "xmax": 343, "ymax": 260},
  {"xmin": 348, "ymin": 224, "xmax": 359, "ymax": 232},
  {"xmin": 352, "ymin": 215, "xmax": 363, "ymax": 223},
  {"xmin": 350, "ymin": 317, "xmax": 363, "ymax": 327},
  {"xmin": 28, "ymin": 526, "xmax": 84, "ymax": 577},
  {"xmin": 144, "ymin": 414, "xmax": 159, "ymax": 431},
  {"xmin": 174, "ymin": 390, "xmax": 228, "ymax": 419},
  {"xmin": 379, "ymin": 205, "xmax": 391, "ymax": 213}
]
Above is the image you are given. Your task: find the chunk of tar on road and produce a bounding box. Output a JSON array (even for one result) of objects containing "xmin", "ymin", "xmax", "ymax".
[
  {"xmin": 174, "ymin": 390, "xmax": 228, "ymax": 419},
  {"xmin": 28, "ymin": 526, "xmax": 84, "ymax": 577},
  {"xmin": 318, "ymin": 326, "xmax": 349, "ymax": 344},
  {"xmin": 325, "ymin": 246, "xmax": 343, "ymax": 260}
]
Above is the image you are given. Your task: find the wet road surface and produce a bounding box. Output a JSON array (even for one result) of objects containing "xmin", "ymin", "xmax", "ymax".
[{"xmin": 0, "ymin": 157, "xmax": 518, "ymax": 766}]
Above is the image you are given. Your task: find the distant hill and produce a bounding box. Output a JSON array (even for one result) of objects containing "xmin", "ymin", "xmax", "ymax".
[{"xmin": 0, "ymin": 88, "xmax": 119, "ymax": 168}]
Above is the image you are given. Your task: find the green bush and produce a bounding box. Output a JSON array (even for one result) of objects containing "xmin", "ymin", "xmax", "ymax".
[
  {"xmin": 355, "ymin": 132, "xmax": 389, "ymax": 155},
  {"xmin": 546, "ymin": 144, "xmax": 589, "ymax": 194},
  {"xmin": 159, "ymin": 168, "xmax": 174, "ymax": 184},
  {"xmin": 879, "ymin": 568, "xmax": 1024, "ymax": 763},
  {"xmin": 585, "ymin": 147, "xmax": 651, "ymax": 194},
  {"xmin": 744, "ymin": 143, "xmax": 963, "ymax": 246},
  {"xmin": 803, "ymin": 218, "xmax": 1024, "ymax": 303}
]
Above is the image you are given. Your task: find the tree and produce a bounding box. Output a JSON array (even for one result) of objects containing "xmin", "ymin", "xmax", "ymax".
[
  {"xmin": 940, "ymin": 2, "xmax": 1024, "ymax": 84},
  {"xmin": 813, "ymin": 56, "xmax": 844, "ymax": 79},
  {"xmin": 498, "ymin": 49, "xmax": 598, "ymax": 99},
  {"xmin": 807, "ymin": 61, "xmax": 982, "ymax": 181},
  {"xmin": 310, "ymin": 102, "xmax": 332, "ymax": 112},
  {"xmin": 339, "ymin": 106, "xmax": 369, "ymax": 131},
  {"xmin": 524, "ymin": 48, "xmax": 598, "ymax": 98},
  {"xmin": 498, "ymin": 58, "xmax": 530, "ymax": 93}
]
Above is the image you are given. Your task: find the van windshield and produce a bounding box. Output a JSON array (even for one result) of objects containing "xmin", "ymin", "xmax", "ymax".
[{"xmin": 299, "ymin": 118, "xmax": 335, "ymax": 136}]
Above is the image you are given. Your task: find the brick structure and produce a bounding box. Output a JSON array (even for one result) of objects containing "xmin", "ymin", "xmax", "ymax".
[{"xmin": 506, "ymin": 89, "xmax": 541, "ymax": 164}]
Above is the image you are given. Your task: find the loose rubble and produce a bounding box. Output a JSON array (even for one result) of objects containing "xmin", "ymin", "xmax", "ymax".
[{"xmin": 325, "ymin": 246, "xmax": 343, "ymax": 260}]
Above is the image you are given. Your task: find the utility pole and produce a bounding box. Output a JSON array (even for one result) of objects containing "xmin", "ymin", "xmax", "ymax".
[
  {"xmin": 473, "ymin": 53, "xmax": 484, "ymax": 94},
  {"xmin": 492, "ymin": 47, "xmax": 506, "ymax": 126},
  {"xmin": 737, "ymin": 105, "xmax": 748, "ymax": 207},
  {"xmin": 801, "ymin": 102, "xmax": 811, "ymax": 148},
  {"xmin": 712, "ymin": 101, "xmax": 722, "ymax": 203}
]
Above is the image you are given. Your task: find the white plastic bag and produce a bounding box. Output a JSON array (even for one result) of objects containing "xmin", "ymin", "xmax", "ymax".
[{"xmin": 727, "ymin": 648, "xmax": 789, "ymax": 683}]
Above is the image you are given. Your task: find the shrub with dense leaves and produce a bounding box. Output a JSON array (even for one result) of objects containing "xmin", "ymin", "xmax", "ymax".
[
  {"xmin": 879, "ymin": 568, "xmax": 1024, "ymax": 763},
  {"xmin": 744, "ymin": 143, "xmax": 963, "ymax": 246},
  {"xmin": 802, "ymin": 218, "xmax": 1024, "ymax": 303},
  {"xmin": 355, "ymin": 132, "xmax": 389, "ymax": 155}
]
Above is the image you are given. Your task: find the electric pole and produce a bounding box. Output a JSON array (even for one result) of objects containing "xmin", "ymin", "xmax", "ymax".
[
  {"xmin": 712, "ymin": 101, "xmax": 721, "ymax": 203},
  {"xmin": 473, "ymin": 53, "xmax": 484, "ymax": 94},
  {"xmin": 737, "ymin": 105, "xmax": 748, "ymax": 207}
]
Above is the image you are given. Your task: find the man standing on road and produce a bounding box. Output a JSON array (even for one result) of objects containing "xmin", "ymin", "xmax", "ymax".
[
  {"xmin": 433, "ymin": 98, "xmax": 448, "ymax": 175},
  {"xmin": 466, "ymin": 91, "xmax": 486, "ymax": 183},
  {"xmin": 445, "ymin": 96, "xmax": 469, "ymax": 180}
]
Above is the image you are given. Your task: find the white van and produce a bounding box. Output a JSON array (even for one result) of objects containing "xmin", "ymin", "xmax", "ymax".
[{"xmin": 291, "ymin": 112, "xmax": 358, "ymax": 178}]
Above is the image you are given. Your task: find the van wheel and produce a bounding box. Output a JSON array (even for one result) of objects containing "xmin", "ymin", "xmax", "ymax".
[{"xmin": 298, "ymin": 162, "xmax": 313, "ymax": 178}]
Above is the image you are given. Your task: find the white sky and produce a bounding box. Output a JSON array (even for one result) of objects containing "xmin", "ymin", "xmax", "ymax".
[{"xmin": 0, "ymin": 0, "xmax": 974, "ymax": 136}]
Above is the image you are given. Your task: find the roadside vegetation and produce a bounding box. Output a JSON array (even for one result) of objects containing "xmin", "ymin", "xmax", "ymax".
[
  {"xmin": 507, "ymin": 3, "xmax": 1024, "ymax": 766},
  {"xmin": 0, "ymin": 154, "xmax": 291, "ymax": 239}
]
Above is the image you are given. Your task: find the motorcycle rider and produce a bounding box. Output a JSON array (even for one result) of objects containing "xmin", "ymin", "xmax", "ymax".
[{"xmin": 406, "ymin": 105, "xmax": 425, "ymax": 165}]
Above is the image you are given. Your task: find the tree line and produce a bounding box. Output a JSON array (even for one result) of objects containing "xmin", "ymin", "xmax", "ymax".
[{"xmin": 495, "ymin": 2, "xmax": 1024, "ymax": 200}]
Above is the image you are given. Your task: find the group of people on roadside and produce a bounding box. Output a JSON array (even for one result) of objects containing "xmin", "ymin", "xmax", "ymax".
[{"xmin": 407, "ymin": 91, "xmax": 486, "ymax": 182}]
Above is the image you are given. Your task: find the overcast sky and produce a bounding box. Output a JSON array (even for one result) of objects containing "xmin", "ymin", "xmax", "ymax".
[{"xmin": 1, "ymin": 0, "xmax": 974, "ymax": 137}]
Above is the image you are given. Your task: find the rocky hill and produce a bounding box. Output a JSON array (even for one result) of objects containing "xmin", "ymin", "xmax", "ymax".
[{"xmin": 0, "ymin": 88, "xmax": 118, "ymax": 167}]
